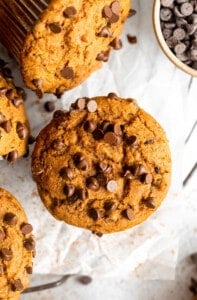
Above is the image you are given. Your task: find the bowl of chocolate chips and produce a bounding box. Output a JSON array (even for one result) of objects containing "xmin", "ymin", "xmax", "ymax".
[{"xmin": 153, "ymin": 0, "xmax": 197, "ymax": 76}]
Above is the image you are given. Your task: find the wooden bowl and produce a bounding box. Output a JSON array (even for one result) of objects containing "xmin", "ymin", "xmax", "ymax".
[{"xmin": 152, "ymin": 0, "xmax": 197, "ymax": 77}]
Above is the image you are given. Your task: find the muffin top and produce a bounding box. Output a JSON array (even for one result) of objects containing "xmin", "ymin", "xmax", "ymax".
[
  {"xmin": 0, "ymin": 62, "xmax": 29, "ymax": 161},
  {"xmin": 0, "ymin": 188, "xmax": 35, "ymax": 299},
  {"xmin": 32, "ymin": 95, "xmax": 171, "ymax": 234}
]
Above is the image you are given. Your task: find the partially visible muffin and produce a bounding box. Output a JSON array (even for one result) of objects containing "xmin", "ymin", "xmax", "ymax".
[
  {"xmin": 0, "ymin": 61, "xmax": 29, "ymax": 162},
  {"xmin": 0, "ymin": 0, "xmax": 130, "ymax": 95},
  {"xmin": 0, "ymin": 188, "xmax": 35, "ymax": 299},
  {"xmin": 32, "ymin": 95, "xmax": 171, "ymax": 234}
]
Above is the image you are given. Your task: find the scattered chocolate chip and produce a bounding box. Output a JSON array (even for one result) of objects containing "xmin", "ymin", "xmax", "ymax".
[
  {"xmin": 77, "ymin": 275, "xmax": 92, "ymax": 285},
  {"xmin": 63, "ymin": 6, "xmax": 77, "ymax": 18},
  {"xmin": 25, "ymin": 266, "xmax": 33, "ymax": 274},
  {"xmin": 12, "ymin": 97, "xmax": 23, "ymax": 107},
  {"xmin": 0, "ymin": 120, "xmax": 11, "ymax": 133},
  {"xmin": 106, "ymin": 180, "xmax": 118, "ymax": 192},
  {"xmin": 110, "ymin": 37, "xmax": 123, "ymax": 50},
  {"xmin": 141, "ymin": 173, "xmax": 153, "ymax": 184},
  {"xmin": 86, "ymin": 177, "xmax": 100, "ymax": 191},
  {"xmin": 48, "ymin": 22, "xmax": 61, "ymax": 33},
  {"xmin": 24, "ymin": 237, "xmax": 35, "ymax": 251},
  {"xmin": 98, "ymin": 27, "xmax": 111, "ymax": 38},
  {"xmin": 75, "ymin": 98, "xmax": 86, "ymax": 110},
  {"xmin": 0, "ymin": 228, "xmax": 5, "ymax": 242},
  {"xmin": 92, "ymin": 231, "xmax": 103, "ymax": 237},
  {"xmin": 44, "ymin": 101, "xmax": 55, "ymax": 112},
  {"xmin": 21, "ymin": 223, "xmax": 33, "ymax": 235},
  {"xmin": 144, "ymin": 138, "xmax": 155, "ymax": 145},
  {"xmin": 88, "ymin": 208, "xmax": 100, "ymax": 220},
  {"xmin": 4, "ymin": 213, "xmax": 18, "ymax": 225},
  {"xmin": 0, "ymin": 87, "xmax": 7, "ymax": 97},
  {"xmin": 128, "ymin": 9, "xmax": 137, "ymax": 18},
  {"xmin": 122, "ymin": 208, "xmax": 134, "ymax": 220},
  {"xmin": 60, "ymin": 167, "xmax": 74, "ymax": 180},
  {"xmin": 73, "ymin": 153, "xmax": 88, "ymax": 171},
  {"xmin": 1, "ymin": 248, "xmax": 13, "ymax": 261},
  {"xmin": 87, "ymin": 100, "xmax": 97, "ymax": 113},
  {"xmin": 126, "ymin": 135, "xmax": 138, "ymax": 147},
  {"xmin": 16, "ymin": 122, "xmax": 28, "ymax": 140},
  {"xmin": 127, "ymin": 34, "xmax": 137, "ymax": 44},
  {"xmin": 83, "ymin": 120, "xmax": 97, "ymax": 133},
  {"xmin": 104, "ymin": 132, "xmax": 118, "ymax": 146},
  {"xmin": 0, "ymin": 113, "xmax": 5, "ymax": 124},
  {"xmin": 93, "ymin": 128, "xmax": 104, "ymax": 140},
  {"xmin": 12, "ymin": 279, "xmax": 24, "ymax": 291},
  {"xmin": 0, "ymin": 265, "xmax": 4, "ymax": 273},
  {"xmin": 143, "ymin": 197, "xmax": 156, "ymax": 208},
  {"xmin": 64, "ymin": 184, "xmax": 75, "ymax": 197},
  {"xmin": 96, "ymin": 51, "xmax": 110, "ymax": 62},
  {"xmin": 104, "ymin": 201, "xmax": 117, "ymax": 212},
  {"xmin": 60, "ymin": 66, "xmax": 74, "ymax": 79}
]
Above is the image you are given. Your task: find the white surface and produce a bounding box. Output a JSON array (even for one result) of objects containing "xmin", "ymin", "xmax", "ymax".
[{"xmin": 0, "ymin": 0, "xmax": 197, "ymax": 298}]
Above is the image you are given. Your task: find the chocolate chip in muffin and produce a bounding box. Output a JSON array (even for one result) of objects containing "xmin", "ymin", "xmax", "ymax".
[
  {"xmin": 142, "ymin": 197, "xmax": 156, "ymax": 209},
  {"xmin": 102, "ymin": 5, "xmax": 113, "ymax": 19},
  {"xmin": 1, "ymin": 248, "xmax": 13, "ymax": 261},
  {"xmin": 4, "ymin": 150, "xmax": 18, "ymax": 163},
  {"xmin": 60, "ymin": 65, "xmax": 74, "ymax": 79},
  {"xmin": 60, "ymin": 167, "xmax": 74, "ymax": 180},
  {"xmin": 63, "ymin": 6, "xmax": 77, "ymax": 18},
  {"xmin": 73, "ymin": 153, "xmax": 89, "ymax": 171},
  {"xmin": 122, "ymin": 208, "xmax": 134, "ymax": 220},
  {"xmin": 16, "ymin": 122, "xmax": 28, "ymax": 140},
  {"xmin": 4, "ymin": 212, "xmax": 18, "ymax": 225},
  {"xmin": 83, "ymin": 120, "xmax": 97, "ymax": 133},
  {"xmin": 0, "ymin": 120, "xmax": 11, "ymax": 133},
  {"xmin": 48, "ymin": 23, "xmax": 61, "ymax": 33},
  {"xmin": 86, "ymin": 177, "xmax": 100, "ymax": 191},
  {"xmin": 88, "ymin": 208, "xmax": 100, "ymax": 221},
  {"xmin": 63, "ymin": 184, "xmax": 76, "ymax": 197}
]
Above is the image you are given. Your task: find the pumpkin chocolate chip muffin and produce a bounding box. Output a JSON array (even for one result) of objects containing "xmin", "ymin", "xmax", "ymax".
[
  {"xmin": 32, "ymin": 95, "xmax": 171, "ymax": 234},
  {"xmin": 0, "ymin": 0, "xmax": 130, "ymax": 95},
  {"xmin": 0, "ymin": 188, "xmax": 35, "ymax": 299},
  {"xmin": 0, "ymin": 60, "xmax": 29, "ymax": 162}
]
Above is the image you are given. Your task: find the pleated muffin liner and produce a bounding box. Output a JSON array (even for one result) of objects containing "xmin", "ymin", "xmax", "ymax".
[{"xmin": 0, "ymin": 0, "xmax": 50, "ymax": 61}]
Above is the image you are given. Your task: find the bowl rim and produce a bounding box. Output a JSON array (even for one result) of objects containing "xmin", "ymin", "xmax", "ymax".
[{"xmin": 152, "ymin": 0, "xmax": 197, "ymax": 77}]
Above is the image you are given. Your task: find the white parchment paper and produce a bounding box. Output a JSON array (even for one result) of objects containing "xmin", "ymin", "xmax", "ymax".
[{"xmin": 0, "ymin": 1, "xmax": 187, "ymax": 279}]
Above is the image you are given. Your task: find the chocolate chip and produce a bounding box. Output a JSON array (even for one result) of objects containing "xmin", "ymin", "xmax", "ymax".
[
  {"xmin": 104, "ymin": 201, "xmax": 117, "ymax": 212},
  {"xmin": 92, "ymin": 231, "xmax": 103, "ymax": 237},
  {"xmin": 111, "ymin": 1, "xmax": 120, "ymax": 15},
  {"xmin": 141, "ymin": 173, "xmax": 153, "ymax": 184},
  {"xmin": 160, "ymin": 8, "xmax": 173, "ymax": 21},
  {"xmin": 12, "ymin": 97, "xmax": 23, "ymax": 107},
  {"xmin": 24, "ymin": 237, "xmax": 35, "ymax": 251},
  {"xmin": 127, "ymin": 35, "xmax": 137, "ymax": 44},
  {"xmin": 106, "ymin": 180, "xmax": 118, "ymax": 192},
  {"xmin": 83, "ymin": 120, "xmax": 97, "ymax": 133},
  {"xmin": 64, "ymin": 184, "xmax": 75, "ymax": 197},
  {"xmin": 0, "ymin": 265, "xmax": 4, "ymax": 273},
  {"xmin": 49, "ymin": 23, "xmax": 61, "ymax": 33},
  {"xmin": 76, "ymin": 188, "xmax": 88, "ymax": 200},
  {"xmin": 67, "ymin": 192, "xmax": 79, "ymax": 204},
  {"xmin": 98, "ymin": 27, "xmax": 111, "ymax": 38},
  {"xmin": 44, "ymin": 101, "xmax": 55, "ymax": 112},
  {"xmin": 21, "ymin": 223, "xmax": 33, "ymax": 235},
  {"xmin": 16, "ymin": 87, "xmax": 26, "ymax": 101},
  {"xmin": 16, "ymin": 122, "xmax": 28, "ymax": 140},
  {"xmin": 104, "ymin": 132, "xmax": 118, "ymax": 146},
  {"xmin": 124, "ymin": 170, "xmax": 134, "ymax": 180},
  {"xmin": 63, "ymin": 6, "xmax": 77, "ymax": 18},
  {"xmin": 110, "ymin": 38, "xmax": 123, "ymax": 50},
  {"xmin": 4, "ymin": 150, "xmax": 18, "ymax": 163},
  {"xmin": 96, "ymin": 173, "xmax": 108, "ymax": 186},
  {"xmin": 96, "ymin": 51, "xmax": 110, "ymax": 62},
  {"xmin": 166, "ymin": 36, "xmax": 178, "ymax": 48},
  {"xmin": 0, "ymin": 113, "xmax": 5, "ymax": 124},
  {"xmin": 133, "ymin": 164, "xmax": 147, "ymax": 176},
  {"xmin": 128, "ymin": 9, "xmax": 137, "ymax": 18},
  {"xmin": 1, "ymin": 248, "xmax": 13, "ymax": 261},
  {"xmin": 161, "ymin": 0, "xmax": 174, "ymax": 7},
  {"xmin": 143, "ymin": 197, "xmax": 156, "ymax": 208},
  {"xmin": 93, "ymin": 128, "xmax": 104, "ymax": 140},
  {"xmin": 0, "ymin": 87, "xmax": 7, "ymax": 97},
  {"xmin": 109, "ymin": 13, "xmax": 119, "ymax": 23},
  {"xmin": 25, "ymin": 266, "xmax": 33, "ymax": 274},
  {"xmin": 126, "ymin": 135, "xmax": 138, "ymax": 147},
  {"xmin": 32, "ymin": 78, "xmax": 43, "ymax": 89},
  {"xmin": 60, "ymin": 66, "xmax": 74, "ymax": 79},
  {"xmin": 173, "ymin": 28, "xmax": 186, "ymax": 40},
  {"xmin": 88, "ymin": 208, "xmax": 100, "ymax": 220},
  {"xmin": 4, "ymin": 213, "xmax": 18, "ymax": 225},
  {"xmin": 0, "ymin": 120, "xmax": 11, "ymax": 133},
  {"xmin": 6, "ymin": 89, "xmax": 15, "ymax": 100},
  {"xmin": 60, "ymin": 167, "xmax": 74, "ymax": 180},
  {"xmin": 122, "ymin": 208, "xmax": 134, "ymax": 220},
  {"xmin": 73, "ymin": 153, "xmax": 88, "ymax": 171},
  {"xmin": 77, "ymin": 275, "xmax": 92, "ymax": 285},
  {"xmin": 86, "ymin": 177, "xmax": 100, "ymax": 191},
  {"xmin": 180, "ymin": 2, "xmax": 193, "ymax": 16},
  {"xmin": 144, "ymin": 138, "xmax": 155, "ymax": 145},
  {"xmin": 108, "ymin": 92, "xmax": 118, "ymax": 98},
  {"xmin": 98, "ymin": 162, "xmax": 112, "ymax": 174},
  {"xmin": 113, "ymin": 124, "xmax": 122, "ymax": 135},
  {"xmin": 75, "ymin": 98, "xmax": 86, "ymax": 109},
  {"xmin": 28, "ymin": 135, "xmax": 36, "ymax": 145},
  {"xmin": 102, "ymin": 6, "xmax": 113, "ymax": 19},
  {"xmin": 0, "ymin": 228, "xmax": 5, "ymax": 242},
  {"xmin": 12, "ymin": 279, "xmax": 24, "ymax": 291},
  {"xmin": 154, "ymin": 166, "xmax": 160, "ymax": 174},
  {"xmin": 87, "ymin": 100, "xmax": 97, "ymax": 113}
]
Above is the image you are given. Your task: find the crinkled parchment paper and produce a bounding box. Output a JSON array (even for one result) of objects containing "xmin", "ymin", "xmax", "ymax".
[{"xmin": 0, "ymin": 1, "xmax": 187, "ymax": 279}]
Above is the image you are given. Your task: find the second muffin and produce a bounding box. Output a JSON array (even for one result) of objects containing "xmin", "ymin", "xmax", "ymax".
[{"xmin": 32, "ymin": 95, "xmax": 171, "ymax": 234}]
